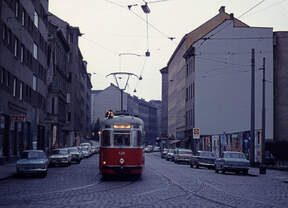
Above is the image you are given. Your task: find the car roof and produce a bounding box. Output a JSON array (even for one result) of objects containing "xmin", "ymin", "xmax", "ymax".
[{"xmin": 23, "ymin": 150, "xmax": 44, "ymax": 153}]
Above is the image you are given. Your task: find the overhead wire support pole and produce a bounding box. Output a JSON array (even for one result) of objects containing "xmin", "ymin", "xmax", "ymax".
[
  {"xmin": 261, "ymin": 57, "xmax": 266, "ymax": 171},
  {"xmin": 250, "ymin": 48, "xmax": 255, "ymax": 166}
]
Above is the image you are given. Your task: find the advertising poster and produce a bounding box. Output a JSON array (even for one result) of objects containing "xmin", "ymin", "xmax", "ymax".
[{"xmin": 255, "ymin": 129, "xmax": 262, "ymax": 163}]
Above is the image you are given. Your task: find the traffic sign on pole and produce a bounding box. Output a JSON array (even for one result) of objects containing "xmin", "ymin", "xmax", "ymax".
[{"xmin": 193, "ymin": 128, "xmax": 200, "ymax": 139}]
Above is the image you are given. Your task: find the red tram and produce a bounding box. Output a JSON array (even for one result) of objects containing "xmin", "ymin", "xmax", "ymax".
[{"xmin": 99, "ymin": 111, "xmax": 144, "ymax": 177}]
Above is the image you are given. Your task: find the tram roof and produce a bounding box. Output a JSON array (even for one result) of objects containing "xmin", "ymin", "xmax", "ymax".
[{"xmin": 101, "ymin": 115, "xmax": 144, "ymax": 126}]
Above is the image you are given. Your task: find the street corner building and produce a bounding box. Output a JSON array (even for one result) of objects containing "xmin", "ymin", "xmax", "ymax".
[
  {"xmin": 160, "ymin": 6, "xmax": 285, "ymax": 157},
  {"xmin": 0, "ymin": 0, "xmax": 92, "ymax": 164}
]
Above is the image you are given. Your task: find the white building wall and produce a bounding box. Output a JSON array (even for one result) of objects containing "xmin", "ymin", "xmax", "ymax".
[
  {"xmin": 193, "ymin": 20, "xmax": 273, "ymax": 139},
  {"xmin": 91, "ymin": 85, "xmax": 128, "ymax": 123},
  {"xmin": 168, "ymin": 42, "xmax": 187, "ymax": 138}
]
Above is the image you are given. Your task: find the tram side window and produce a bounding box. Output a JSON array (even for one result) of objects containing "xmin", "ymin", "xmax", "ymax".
[
  {"xmin": 136, "ymin": 131, "xmax": 142, "ymax": 146},
  {"xmin": 114, "ymin": 134, "xmax": 130, "ymax": 146},
  {"xmin": 101, "ymin": 130, "xmax": 110, "ymax": 146}
]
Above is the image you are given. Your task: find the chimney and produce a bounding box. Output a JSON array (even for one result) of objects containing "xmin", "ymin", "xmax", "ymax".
[
  {"xmin": 219, "ymin": 6, "xmax": 225, "ymax": 13},
  {"xmin": 230, "ymin": 13, "xmax": 234, "ymax": 20}
]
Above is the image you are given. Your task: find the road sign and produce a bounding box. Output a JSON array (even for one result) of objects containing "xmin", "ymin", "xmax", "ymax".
[{"xmin": 193, "ymin": 128, "xmax": 200, "ymax": 139}]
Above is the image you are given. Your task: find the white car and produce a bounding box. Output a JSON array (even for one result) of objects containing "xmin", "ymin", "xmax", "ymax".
[{"xmin": 49, "ymin": 148, "xmax": 71, "ymax": 166}]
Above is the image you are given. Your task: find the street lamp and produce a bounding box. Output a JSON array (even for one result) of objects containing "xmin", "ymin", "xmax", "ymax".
[{"xmin": 141, "ymin": 2, "xmax": 151, "ymax": 14}]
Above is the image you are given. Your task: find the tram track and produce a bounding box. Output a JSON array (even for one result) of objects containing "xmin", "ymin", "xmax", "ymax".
[
  {"xmin": 0, "ymin": 172, "xmax": 139, "ymax": 207},
  {"xmin": 145, "ymin": 154, "xmax": 280, "ymax": 208}
]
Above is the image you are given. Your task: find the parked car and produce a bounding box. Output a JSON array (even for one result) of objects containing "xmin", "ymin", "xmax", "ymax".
[
  {"xmin": 49, "ymin": 148, "xmax": 71, "ymax": 166},
  {"xmin": 190, "ymin": 151, "xmax": 216, "ymax": 169},
  {"xmin": 80, "ymin": 146, "xmax": 91, "ymax": 158},
  {"xmin": 80, "ymin": 143, "xmax": 92, "ymax": 156},
  {"xmin": 166, "ymin": 149, "xmax": 176, "ymax": 161},
  {"xmin": 144, "ymin": 145, "xmax": 153, "ymax": 152},
  {"xmin": 174, "ymin": 149, "xmax": 193, "ymax": 164},
  {"xmin": 77, "ymin": 146, "xmax": 84, "ymax": 159},
  {"xmin": 215, "ymin": 151, "xmax": 249, "ymax": 175},
  {"xmin": 153, "ymin": 146, "xmax": 161, "ymax": 152},
  {"xmin": 161, "ymin": 148, "xmax": 168, "ymax": 159},
  {"xmin": 16, "ymin": 150, "xmax": 49, "ymax": 177},
  {"xmin": 67, "ymin": 147, "xmax": 81, "ymax": 163}
]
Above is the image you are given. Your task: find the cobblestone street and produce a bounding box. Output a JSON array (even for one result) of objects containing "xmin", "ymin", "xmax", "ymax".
[{"xmin": 0, "ymin": 153, "xmax": 287, "ymax": 208}]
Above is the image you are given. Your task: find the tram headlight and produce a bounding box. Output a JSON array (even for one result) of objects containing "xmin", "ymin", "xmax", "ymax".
[
  {"xmin": 119, "ymin": 158, "xmax": 125, "ymax": 164},
  {"xmin": 103, "ymin": 161, "xmax": 107, "ymax": 165}
]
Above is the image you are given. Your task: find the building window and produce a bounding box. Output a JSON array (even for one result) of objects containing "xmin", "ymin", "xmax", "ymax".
[
  {"xmin": 14, "ymin": 39, "xmax": 18, "ymax": 57},
  {"xmin": 13, "ymin": 78, "xmax": 16, "ymax": 96},
  {"xmin": 21, "ymin": 11, "xmax": 25, "ymax": 26},
  {"xmin": 66, "ymin": 93, "xmax": 71, "ymax": 104},
  {"xmin": 2, "ymin": 24, "xmax": 6, "ymax": 41},
  {"xmin": 69, "ymin": 33, "xmax": 73, "ymax": 44},
  {"xmin": 6, "ymin": 72, "xmax": 10, "ymax": 87},
  {"xmin": 20, "ymin": 46, "xmax": 24, "ymax": 63},
  {"xmin": 15, "ymin": 1, "xmax": 19, "ymax": 18},
  {"xmin": 66, "ymin": 112, "xmax": 71, "ymax": 122},
  {"xmin": 51, "ymin": 97, "xmax": 55, "ymax": 114},
  {"xmin": 33, "ymin": 43, "xmax": 38, "ymax": 59},
  {"xmin": 32, "ymin": 75, "xmax": 37, "ymax": 91},
  {"xmin": 7, "ymin": 30, "xmax": 11, "ymax": 45},
  {"xmin": 34, "ymin": 11, "xmax": 39, "ymax": 28},
  {"xmin": 19, "ymin": 82, "xmax": 23, "ymax": 100}
]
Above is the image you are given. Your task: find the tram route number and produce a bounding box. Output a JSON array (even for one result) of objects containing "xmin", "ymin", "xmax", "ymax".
[{"xmin": 118, "ymin": 151, "xmax": 125, "ymax": 155}]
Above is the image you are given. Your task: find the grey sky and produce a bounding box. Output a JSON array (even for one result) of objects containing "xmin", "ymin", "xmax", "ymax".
[{"xmin": 49, "ymin": 0, "xmax": 288, "ymax": 101}]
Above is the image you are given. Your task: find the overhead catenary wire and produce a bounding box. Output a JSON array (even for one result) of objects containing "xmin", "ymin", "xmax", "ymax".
[{"xmin": 103, "ymin": 0, "xmax": 175, "ymax": 42}]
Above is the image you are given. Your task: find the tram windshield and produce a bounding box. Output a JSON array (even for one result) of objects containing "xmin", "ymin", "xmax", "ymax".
[{"xmin": 114, "ymin": 134, "xmax": 130, "ymax": 146}]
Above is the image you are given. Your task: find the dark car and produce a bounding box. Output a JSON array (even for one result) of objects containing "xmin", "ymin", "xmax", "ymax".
[
  {"xmin": 190, "ymin": 151, "xmax": 216, "ymax": 169},
  {"xmin": 215, "ymin": 151, "xmax": 249, "ymax": 175}
]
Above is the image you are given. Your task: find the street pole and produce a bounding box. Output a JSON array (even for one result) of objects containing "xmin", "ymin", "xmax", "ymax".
[
  {"xmin": 250, "ymin": 49, "xmax": 255, "ymax": 166},
  {"xmin": 261, "ymin": 57, "xmax": 266, "ymax": 174},
  {"xmin": 120, "ymin": 89, "xmax": 123, "ymax": 111}
]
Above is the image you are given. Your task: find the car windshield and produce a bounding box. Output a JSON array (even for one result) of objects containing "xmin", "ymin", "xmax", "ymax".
[
  {"xmin": 21, "ymin": 151, "xmax": 46, "ymax": 159},
  {"xmin": 68, "ymin": 148, "xmax": 78, "ymax": 153},
  {"xmin": 179, "ymin": 150, "xmax": 192, "ymax": 154},
  {"xmin": 52, "ymin": 149, "xmax": 68, "ymax": 155},
  {"xmin": 224, "ymin": 152, "xmax": 245, "ymax": 159},
  {"xmin": 81, "ymin": 146, "xmax": 89, "ymax": 151},
  {"xmin": 200, "ymin": 152, "xmax": 216, "ymax": 157}
]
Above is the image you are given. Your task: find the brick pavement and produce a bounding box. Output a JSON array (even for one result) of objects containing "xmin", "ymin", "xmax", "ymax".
[{"xmin": 0, "ymin": 162, "xmax": 16, "ymax": 180}]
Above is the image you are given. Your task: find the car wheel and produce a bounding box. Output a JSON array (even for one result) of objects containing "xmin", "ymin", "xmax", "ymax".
[
  {"xmin": 196, "ymin": 164, "xmax": 199, "ymax": 168},
  {"xmin": 41, "ymin": 171, "xmax": 47, "ymax": 178},
  {"xmin": 215, "ymin": 169, "xmax": 219, "ymax": 173},
  {"xmin": 190, "ymin": 164, "xmax": 193, "ymax": 168},
  {"xmin": 222, "ymin": 170, "xmax": 225, "ymax": 174},
  {"xmin": 244, "ymin": 169, "xmax": 248, "ymax": 175}
]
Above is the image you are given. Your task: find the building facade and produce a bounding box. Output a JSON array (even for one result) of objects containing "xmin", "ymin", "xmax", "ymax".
[
  {"xmin": 0, "ymin": 0, "xmax": 49, "ymax": 160},
  {"xmin": 274, "ymin": 32, "xmax": 288, "ymax": 142},
  {"xmin": 0, "ymin": 1, "xmax": 91, "ymax": 162},
  {"xmin": 160, "ymin": 67, "xmax": 168, "ymax": 138},
  {"xmin": 162, "ymin": 7, "xmax": 274, "ymax": 154},
  {"xmin": 91, "ymin": 84, "xmax": 159, "ymax": 144}
]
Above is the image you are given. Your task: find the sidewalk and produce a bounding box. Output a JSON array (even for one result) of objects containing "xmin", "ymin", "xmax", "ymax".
[{"xmin": 0, "ymin": 162, "xmax": 16, "ymax": 180}]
